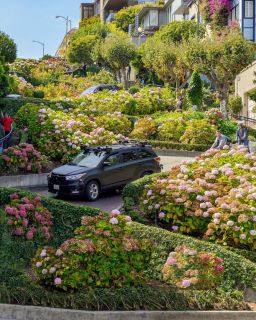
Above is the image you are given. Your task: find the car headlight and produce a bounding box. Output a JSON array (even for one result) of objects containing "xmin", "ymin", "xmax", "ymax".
[
  {"xmin": 48, "ymin": 172, "xmax": 52, "ymax": 178},
  {"xmin": 66, "ymin": 173, "xmax": 86, "ymax": 181}
]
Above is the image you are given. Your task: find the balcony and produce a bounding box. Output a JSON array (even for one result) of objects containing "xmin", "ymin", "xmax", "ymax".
[
  {"xmin": 172, "ymin": 0, "xmax": 189, "ymax": 15},
  {"xmin": 103, "ymin": 0, "xmax": 128, "ymax": 10}
]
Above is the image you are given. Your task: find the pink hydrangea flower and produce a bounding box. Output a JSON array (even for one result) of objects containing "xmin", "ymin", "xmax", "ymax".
[
  {"xmin": 50, "ymin": 267, "xmax": 56, "ymax": 273},
  {"xmin": 159, "ymin": 212, "xmax": 165, "ymax": 219},
  {"xmin": 54, "ymin": 277, "xmax": 62, "ymax": 285},
  {"xmin": 181, "ymin": 279, "xmax": 191, "ymax": 287},
  {"xmin": 109, "ymin": 217, "xmax": 118, "ymax": 225}
]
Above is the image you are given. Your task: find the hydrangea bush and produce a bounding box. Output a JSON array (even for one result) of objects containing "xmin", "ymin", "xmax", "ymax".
[
  {"xmin": 16, "ymin": 104, "xmax": 128, "ymax": 161},
  {"xmin": 32, "ymin": 210, "xmax": 151, "ymax": 290},
  {"xmin": 3, "ymin": 194, "xmax": 53, "ymax": 241},
  {"xmin": 131, "ymin": 117, "xmax": 157, "ymax": 140},
  {"xmin": 162, "ymin": 245, "xmax": 224, "ymax": 289},
  {"xmin": 141, "ymin": 146, "xmax": 256, "ymax": 250},
  {"xmin": 0, "ymin": 143, "xmax": 48, "ymax": 174}
]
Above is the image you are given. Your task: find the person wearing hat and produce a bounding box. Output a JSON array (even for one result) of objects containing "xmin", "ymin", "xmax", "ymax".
[{"xmin": 236, "ymin": 122, "xmax": 249, "ymax": 149}]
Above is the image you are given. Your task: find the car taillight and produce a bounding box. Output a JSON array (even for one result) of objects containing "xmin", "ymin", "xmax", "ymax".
[{"xmin": 154, "ymin": 157, "xmax": 161, "ymax": 162}]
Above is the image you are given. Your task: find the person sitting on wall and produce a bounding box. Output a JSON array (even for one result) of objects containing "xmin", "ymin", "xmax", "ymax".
[{"xmin": 211, "ymin": 130, "xmax": 231, "ymax": 150}]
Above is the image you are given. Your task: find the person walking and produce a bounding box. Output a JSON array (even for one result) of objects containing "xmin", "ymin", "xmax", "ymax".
[
  {"xmin": 0, "ymin": 112, "xmax": 13, "ymax": 148},
  {"xmin": 211, "ymin": 130, "xmax": 230, "ymax": 150},
  {"xmin": 237, "ymin": 122, "xmax": 249, "ymax": 149},
  {"xmin": 176, "ymin": 98, "xmax": 183, "ymax": 111}
]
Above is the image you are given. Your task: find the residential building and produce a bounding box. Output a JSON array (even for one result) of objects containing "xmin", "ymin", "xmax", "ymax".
[
  {"xmin": 80, "ymin": 0, "xmax": 154, "ymax": 23},
  {"xmin": 235, "ymin": 61, "xmax": 256, "ymax": 118},
  {"xmin": 229, "ymin": 0, "xmax": 255, "ymax": 41},
  {"xmin": 131, "ymin": 0, "xmax": 197, "ymax": 45}
]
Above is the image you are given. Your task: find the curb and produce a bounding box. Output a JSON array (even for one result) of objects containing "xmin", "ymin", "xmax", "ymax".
[
  {"xmin": 0, "ymin": 304, "xmax": 255, "ymax": 320},
  {"xmin": 154, "ymin": 148, "xmax": 202, "ymax": 157},
  {"xmin": 0, "ymin": 173, "xmax": 48, "ymax": 188}
]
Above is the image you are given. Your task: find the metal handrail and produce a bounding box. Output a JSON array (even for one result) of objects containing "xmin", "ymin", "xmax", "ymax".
[
  {"xmin": 0, "ymin": 125, "xmax": 13, "ymax": 148},
  {"xmin": 230, "ymin": 113, "xmax": 256, "ymax": 124}
]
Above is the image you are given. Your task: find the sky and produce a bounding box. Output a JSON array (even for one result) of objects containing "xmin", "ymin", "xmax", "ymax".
[{"xmin": 0, "ymin": 0, "xmax": 93, "ymax": 59}]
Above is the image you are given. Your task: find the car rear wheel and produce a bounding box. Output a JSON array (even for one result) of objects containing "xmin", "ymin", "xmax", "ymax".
[
  {"xmin": 140, "ymin": 171, "xmax": 152, "ymax": 178},
  {"xmin": 85, "ymin": 180, "xmax": 100, "ymax": 201}
]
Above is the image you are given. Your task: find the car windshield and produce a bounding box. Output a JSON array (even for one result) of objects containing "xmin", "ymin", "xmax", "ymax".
[
  {"xmin": 81, "ymin": 86, "xmax": 98, "ymax": 95},
  {"xmin": 69, "ymin": 151, "xmax": 106, "ymax": 168}
]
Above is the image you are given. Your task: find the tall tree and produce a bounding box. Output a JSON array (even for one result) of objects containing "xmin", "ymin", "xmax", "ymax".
[
  {"xmin": 179, "ymin": 30, "xmax": 256, "ymax": 109},
  {"xmin": 67, "ymin": 35, "xmax": 99, "ymax": 67},
  {"xmin": 101, "ymin": 34, "xmax": 137, "ymax": 88},
  {"xmin": 0, "ymin": 31, "xmax": 17, "ymax": 63}
]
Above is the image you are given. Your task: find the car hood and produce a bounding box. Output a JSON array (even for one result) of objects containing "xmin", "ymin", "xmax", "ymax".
[{"xmin": 52, "ymin": 165, "xmax": 91, "ymax": 176}]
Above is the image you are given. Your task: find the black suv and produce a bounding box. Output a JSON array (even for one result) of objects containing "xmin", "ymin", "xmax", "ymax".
[{"xmin": 48, "ymin": 142, "xmax": 162, "ymax": 201}]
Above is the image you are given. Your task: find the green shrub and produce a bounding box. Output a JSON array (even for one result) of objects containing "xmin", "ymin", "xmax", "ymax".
[
  {"xmin": 158, "ymin": 118, "xmax": 187, "ymax": 142},
  {"xmin": 95, "ymin": 113, "xmax": 132, "ymax": 135},
  {"xmin": 32, "ymin": 212, "xmax": 151, "ymax": 290},
  {"xmin": 114, "ymin": 5, "xmax": 143, "ymax": 32},
  {"xmin": 33, "ymin": 90, "xmax": 45, "ymax": 99},
  {"xmin": 2, "ymin": 193, "xmax": 53, "ymax": 241},
  {"xmin": 162, "ymin": 245, "xmax": 224, "ymax": 289},
  {"xmin": 131, "ymin": 222, "xmax": 256, "ymax": 290},
  {"xmin": 228, "ymin": 96, "xmax": 243, "ymax": 114},
  {"xmin": 180, "ymin": 119, "xmax": 216, "ymax": 145},
  {"xmin": 187, "ymin": 70, "xmax": 203, "ymax": 108},
  {"xmin": 248, "ymin": 88, "xmax": 256, "ymax": 103},
  {"xmin": 0, "ymin": 143, "xmax": 48, "ymax": 175},
  {"xmin": 130, "ymin": 117, "xmax": 157, "ymax": 140},
  {"xmin": 0, "ymin": 97, "xmax": 74, "ymax": 117}
]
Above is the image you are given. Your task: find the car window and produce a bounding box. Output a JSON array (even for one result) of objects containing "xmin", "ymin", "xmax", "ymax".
[
  {"xmin": 121, "ymin": 151, "xmax": 138, "ymax": 163},
  {"xmin": 105, "ymin": 153, "xmax": 119, "ymax": 165},
  {"xmin": 70, "ymin": 151, "xmax": 106, "ymax": 168},
  {"xmin": 138, "ymin": 149, "xmax": 153, "ymax": 159}
]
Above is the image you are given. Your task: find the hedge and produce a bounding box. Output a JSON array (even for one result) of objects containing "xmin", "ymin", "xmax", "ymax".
[
  {"xmin": 131, "ymin": 222, "xmax": 256, "ymax": 290},
  {"xmin": 122, "ymin": 175, "xmax": 256, "ymax": 264},
  {"xmin": 0, "ymin": 98, "xmax": 75, "ymax": 117},
  {"xmin": 147, "ymin": 140, "xmax": 210, "ymax": 152},
  {"xmin": 0, "ymin": 187, "xmax": 254, "ymax": 310}
]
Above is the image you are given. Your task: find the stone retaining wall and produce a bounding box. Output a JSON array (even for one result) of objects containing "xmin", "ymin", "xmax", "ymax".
[{"xmin": 0, "ymin": 304, "xmax": 255, "ymax": 320}]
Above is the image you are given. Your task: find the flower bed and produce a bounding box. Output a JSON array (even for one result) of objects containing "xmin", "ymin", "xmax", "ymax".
[
  {"xmin": 125, "ymin": 146, "xmax": 256, "ymax": 251},
  {"xmin": 0, "ymin": 143, "xmax": 49, "ymax": 175},
  {"xmin": 0, "ymin": 187, "xmax": 254, "ymax": 309}
]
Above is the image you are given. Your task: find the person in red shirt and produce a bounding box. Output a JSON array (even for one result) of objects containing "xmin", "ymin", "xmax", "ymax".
[
  {"xmin": 1, "ymin": 112, "xmax": 13, "ymax": 135},
  {"xmin": 1, "ymin": 112, "xmax": 13, "ymax": 148}
]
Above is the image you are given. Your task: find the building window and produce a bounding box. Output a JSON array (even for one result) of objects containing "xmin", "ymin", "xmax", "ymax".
[
  {"xmin": 230, "ymin": 3, "xmax": 239, "ymax": 21},
  {"xmin": 149, "ymin": 10, "xmax": 159, "ymax": 26},
  {"xmin": 245, "ymin": 1, "xmax": 253, "ymax": 18},
  {"xmin": 166, "ymin": 5, "xmax": 172, "ymax": 23}
]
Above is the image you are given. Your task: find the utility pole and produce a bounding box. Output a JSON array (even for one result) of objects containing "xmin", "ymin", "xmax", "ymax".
[{"xmin": 56, "ymin": 15, "xmax": 71, "ymax": 62}]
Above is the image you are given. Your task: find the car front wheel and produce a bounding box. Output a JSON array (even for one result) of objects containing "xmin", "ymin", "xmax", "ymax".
[{"xmin": 85, "ymin": 180, "xmax": 100, "ymax": 201}]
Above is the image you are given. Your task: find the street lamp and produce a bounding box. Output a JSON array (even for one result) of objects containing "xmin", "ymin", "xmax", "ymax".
[
  {"xmin": 56, "ymin": 15, "xmax": 71, "ymax": 62},
  {"xmin": 32, "ymin": 40, "xmax": 45, "ymax": 58}
]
